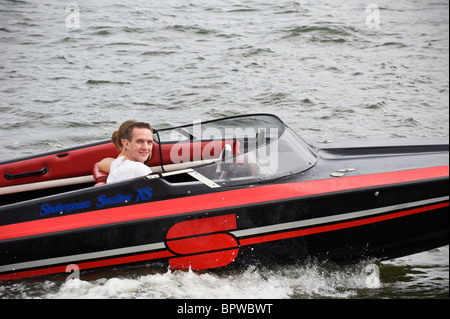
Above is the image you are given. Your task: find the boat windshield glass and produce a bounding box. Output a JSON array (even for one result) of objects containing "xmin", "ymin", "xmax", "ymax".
[{"xmin": 156, "ymin": 114, "xmax": 317, "ymax": 185}]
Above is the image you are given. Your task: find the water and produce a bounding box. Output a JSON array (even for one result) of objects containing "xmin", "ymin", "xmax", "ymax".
[
  {"xmin": 0, "ymin": 0, "xmax": 448, "ymax": 299},
  {"xmin": 0, "ymin": 247, "xmax": 448, "ymax": 299}
]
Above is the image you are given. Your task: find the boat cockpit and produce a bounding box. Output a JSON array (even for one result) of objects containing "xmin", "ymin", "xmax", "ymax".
[
  {"xmin": 1, "ymin": 114, "xmax": 317, "ymax": 204},
  {"xmin": 134, "ymin": 114, "xmax": 317, "ymax": 188}
]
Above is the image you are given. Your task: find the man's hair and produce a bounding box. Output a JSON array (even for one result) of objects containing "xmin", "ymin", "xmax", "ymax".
[
  {"xmin": 111, "ymin": 119, "xmax": 138, "ymax": 151},
  {"xmin": 124, "ymin": 122, "xmax": 153, "ymax": 141}
]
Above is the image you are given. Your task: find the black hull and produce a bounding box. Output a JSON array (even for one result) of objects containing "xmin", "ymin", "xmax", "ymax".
[{"xmin": 1, "ymin": 170, "xmax": 447, "ymax": 281}]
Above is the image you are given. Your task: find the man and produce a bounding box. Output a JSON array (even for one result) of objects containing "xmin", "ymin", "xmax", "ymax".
[{"xmin": 106, "ymin": 121, "xmax": 153, "ymax": 184}]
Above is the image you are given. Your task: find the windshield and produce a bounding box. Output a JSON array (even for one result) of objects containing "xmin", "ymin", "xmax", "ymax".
[
  {"xmin": 156, "ymin": 114, "xmax": 317, "ymax": 185},
  {"xmin": 156, "ymin": 114, "xmax": 284, "ymax": 143}
]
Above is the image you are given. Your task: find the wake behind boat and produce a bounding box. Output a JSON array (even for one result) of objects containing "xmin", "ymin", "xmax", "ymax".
[{"xmin": 0, "ymin": 114, "xmax": 448, "ymax": 281}]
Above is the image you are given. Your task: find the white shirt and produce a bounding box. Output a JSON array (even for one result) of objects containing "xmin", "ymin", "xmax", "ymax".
[{"xmin": 106, "ymin": 156, "xmax": 152, "ymax": 184}]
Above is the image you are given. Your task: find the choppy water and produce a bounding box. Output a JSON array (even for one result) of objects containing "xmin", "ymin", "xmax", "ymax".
[
  {"xmin": 1, "ymin": 247, "xmax": 449, "ymax": 299},
  {"xmin": 0, "ymin": 0, "xmax": 448, "ymax": 299}
]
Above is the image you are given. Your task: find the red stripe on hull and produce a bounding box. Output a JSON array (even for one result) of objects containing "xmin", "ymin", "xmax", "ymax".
[{"xmin": 1, "ymin": 166, "xmax": 447, "ymax": 241}]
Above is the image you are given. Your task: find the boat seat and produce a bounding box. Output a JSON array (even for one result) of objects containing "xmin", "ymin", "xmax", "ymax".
[{"xmin": 93, "ymin": 162, "xmax": 108, "ymax": 186}]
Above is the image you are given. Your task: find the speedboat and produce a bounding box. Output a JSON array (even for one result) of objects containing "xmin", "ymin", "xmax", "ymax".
[{"xmin": 0, "ymin": 114, "xmax": 448, "ymax": 281}]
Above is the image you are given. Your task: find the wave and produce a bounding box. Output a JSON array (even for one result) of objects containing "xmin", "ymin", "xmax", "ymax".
[
  {"xmin": 165, "ymin": 24, "xmax": 218, "ymax": 36},
  {"xmin": 85, "ymin": 80, "xmax": 131, "ymax": 85},
  {"xmin": 0, "ymin": 261, "xmax": 383, "ymax": 299},
  {"xmin": 141, "ymin": 50, "xmax": 176, "ymax": 56}
]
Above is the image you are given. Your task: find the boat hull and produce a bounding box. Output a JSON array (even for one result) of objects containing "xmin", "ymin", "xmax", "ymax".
[{"xmin": 0, "ymin": 165, "xmax": 448, "ymax": 281}]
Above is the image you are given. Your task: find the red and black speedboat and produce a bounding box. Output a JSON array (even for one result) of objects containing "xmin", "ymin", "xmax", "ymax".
[{"xmin": 0, "ymin": 114, "xmax": 448, "ymax": 281}]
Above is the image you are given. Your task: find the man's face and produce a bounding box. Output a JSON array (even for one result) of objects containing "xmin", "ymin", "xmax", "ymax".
[{"xmin": 123, "ymin": 128, "xmax": 153, "ymax": 163}]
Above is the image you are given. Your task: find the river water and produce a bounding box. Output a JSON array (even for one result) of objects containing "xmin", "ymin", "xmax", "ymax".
[{"xmin": 0, "ymin": 0, "xmax": 448, "ymax": 299}]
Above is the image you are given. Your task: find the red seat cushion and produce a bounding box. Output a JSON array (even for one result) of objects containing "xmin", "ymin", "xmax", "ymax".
[{"xmin": 93, "ymin": 162, "xmax": 108, "ymax": 186}]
